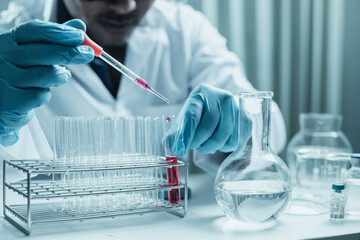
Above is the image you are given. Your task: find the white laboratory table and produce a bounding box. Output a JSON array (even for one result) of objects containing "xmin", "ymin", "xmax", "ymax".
[{"xmin": 1, "ymin": 173, "xmax": 360, "ymax": 240}]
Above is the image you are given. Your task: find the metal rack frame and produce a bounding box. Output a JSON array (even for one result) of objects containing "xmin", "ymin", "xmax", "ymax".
[{"xmin": 3, "ymin": 159, "xmax": 188, "ymax": 235}]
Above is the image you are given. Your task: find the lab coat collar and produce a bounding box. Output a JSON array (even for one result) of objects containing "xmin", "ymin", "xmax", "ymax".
[
  {"xmin": 42, "ymin": 0, "xmax": 57, "ymax": 22},
  {"xmin": 66, "ymin": 64, "xmax": 116, "ymax": 105},
  {"xmin": 116, "ymin": 27, "xmax": 157, "ymax": 101},
  {"xmin": 115, "ymin": 4, "xmax": 165, "ymax": 100}
]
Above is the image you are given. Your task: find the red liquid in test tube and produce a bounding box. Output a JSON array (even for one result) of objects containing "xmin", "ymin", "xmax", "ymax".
[
  {"xmin": 166, "ymin": 156, "xmax": 180, "ymax": 205},
  {"xmin": 164, "ymin": 116, "xmax": 180, "ymax": 205}
]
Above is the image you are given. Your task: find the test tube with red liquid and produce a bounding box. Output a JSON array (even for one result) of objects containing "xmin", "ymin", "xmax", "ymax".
[{"xmin": 163, "ymin": 116, "xmax": 180, "ymax": 205}]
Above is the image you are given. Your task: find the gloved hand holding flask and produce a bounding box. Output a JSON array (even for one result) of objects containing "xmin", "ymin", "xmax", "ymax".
[
  {"xmin": 0, "ymin": 19, "xmax": 94, "ymax": 146},
  {"xmin": 165, "ymin": 84, "xmax": 252, "ymax": 157}
]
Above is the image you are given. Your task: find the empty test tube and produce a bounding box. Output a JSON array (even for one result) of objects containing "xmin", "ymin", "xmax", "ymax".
[
  {"xmin": 53, "ymin": 115, "xmax": 179, "ymax": 211},
  {"xmin": 135, "ymin": 116, "xmax": 145, "ymax": 162},
  {"xmin": 144, "ymin": 116, "xmax": 153, "ymax": 162}
]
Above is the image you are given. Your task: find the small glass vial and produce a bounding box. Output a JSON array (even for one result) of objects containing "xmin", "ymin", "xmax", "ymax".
[
  {"xmin": 344, "ymin": 153, "xmax": 360, "ymax": 216},
  {"xmin": 329, "ymin": 183, "xmax": 346, "ymax": 221}
]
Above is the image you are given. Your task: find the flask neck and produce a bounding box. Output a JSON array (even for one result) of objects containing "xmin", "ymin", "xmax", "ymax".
[
  {"xmin": 300, "ymin": 113, "xmax": 342, "ymax": 132},
  {"xmin": 239, "ymin": 92, "xmax": 272, "ymax": 152}
]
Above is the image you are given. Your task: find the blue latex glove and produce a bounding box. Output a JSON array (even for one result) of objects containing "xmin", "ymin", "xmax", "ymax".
[
  {"xmin": 0, "ymin": 19, "xmax": 94, "ymax": 146},
  {"xmin": 165, "ymin": 84, "xmax": 252, "ymax": 157}
]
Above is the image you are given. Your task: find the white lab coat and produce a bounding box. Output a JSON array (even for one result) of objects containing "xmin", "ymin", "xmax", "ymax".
[{"xmin": 0, "ymin": 0, "xmax": 286, "ymax": 175}]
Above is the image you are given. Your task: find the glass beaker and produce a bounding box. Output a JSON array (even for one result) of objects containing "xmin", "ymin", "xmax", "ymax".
[
  {"xmin": 344, "ymin": 154, "xmax": 360, "ymax": 216},
  {"xmin": 214, "ymin": 91, "xmax": 292, "ymax": 223},
  {"xmin": 324, "ymin": 153, "xmax": 351, "ymax": 187},
  {"xmin": 285, "ymin": 113, "xmax": 352, "ymax": 215},
  {"xmin": 287, "ymin": 113, "xmax": 352, "ymax": 184}
]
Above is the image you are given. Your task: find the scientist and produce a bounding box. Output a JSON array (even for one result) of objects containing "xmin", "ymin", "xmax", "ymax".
[{"xmin": 0, "ymin": 0, "xmax": 286, "ymax": 175}]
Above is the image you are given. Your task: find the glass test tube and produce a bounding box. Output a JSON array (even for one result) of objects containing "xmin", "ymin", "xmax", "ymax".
[
  {"xmin": 162, "ymin": 115, "xmax": 180, "ymax": 205},
  {"xmin": 53, "ymin": 115, "xmax": 179, "ymax": 211}
]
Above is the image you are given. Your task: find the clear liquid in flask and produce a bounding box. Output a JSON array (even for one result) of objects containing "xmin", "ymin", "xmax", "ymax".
[{"xmin": 215, "ymin": 180, "xmax": 290, "ymax": 222}]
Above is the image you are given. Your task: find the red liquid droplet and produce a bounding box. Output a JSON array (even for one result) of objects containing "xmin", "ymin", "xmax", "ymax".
[
  {"xmin": 166, "ymin": 156, "xmax": 180, "ymax": 205},
  {"xmin": 135, "ymin": 78, "xmax": 151, "ymax": 89},
  {"xmin": 166, "ymin": 117, "xmax": 171, "ymax": 122}
]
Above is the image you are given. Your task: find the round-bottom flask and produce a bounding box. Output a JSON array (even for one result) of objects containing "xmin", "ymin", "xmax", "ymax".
[{"xmin": 214, "ymin": 91, "xmax": 292, "ymax": 223}]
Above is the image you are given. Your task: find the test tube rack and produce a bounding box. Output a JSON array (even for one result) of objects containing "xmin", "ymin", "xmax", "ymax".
[{"xmin": 3, "ymin": 158, "xmax": 188, "ymax": 235}]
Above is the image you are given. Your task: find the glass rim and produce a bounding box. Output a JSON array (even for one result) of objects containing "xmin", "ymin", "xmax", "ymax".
[
  {"xmin": 300, "ymin": 112, "xmax": 342, "ymax": 119},
  {"xmin": 325, "ymin": 152, "xmax": 352, "ymax": 161},
  {"xmin": 238, "ymin": 91, "xmax": 273, "ymax": 98}
]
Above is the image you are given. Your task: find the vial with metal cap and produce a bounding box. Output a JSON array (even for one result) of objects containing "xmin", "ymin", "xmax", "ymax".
[{"xmin": 329, "ymin": 183, "xmax": 346, "ymax": 220}]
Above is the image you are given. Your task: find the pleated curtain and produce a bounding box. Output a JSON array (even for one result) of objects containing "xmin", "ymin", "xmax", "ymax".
[{"xmin": 185, "ymin": 0, "xmax": 346, "ymax": 143}]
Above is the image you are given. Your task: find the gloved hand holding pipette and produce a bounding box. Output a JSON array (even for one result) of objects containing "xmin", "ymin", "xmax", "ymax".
[
  {"xmin": 0, "ymin": 19, "xmax": 94, "ymax": 146},
  {"xmin": 0, "ymin": 18, "xmax": 170, "ymax": 147},
  {"xmin": 164, "ymin": 84, "xmax": 252, "ymax": 157}
]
